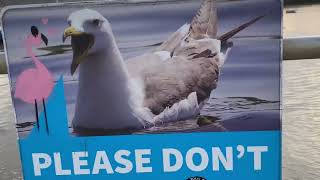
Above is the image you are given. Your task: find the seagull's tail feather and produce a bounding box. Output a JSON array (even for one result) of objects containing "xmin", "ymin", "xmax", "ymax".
[
  {"xmin": 189, "ymin": 0, "xmax": 218, "ymax": 40},
  {"xmin": 153, "ymin": 92, "xmax": 200, "ymax": 124},
  {"xmin": 218, "ymin": 15, "xmax": 265, "ymax": 43}
]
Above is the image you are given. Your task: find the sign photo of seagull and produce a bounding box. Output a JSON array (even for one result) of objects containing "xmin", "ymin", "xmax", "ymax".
[{"xmin": 62, "ymin": 0, "xmax": 264, "ymax": 135}]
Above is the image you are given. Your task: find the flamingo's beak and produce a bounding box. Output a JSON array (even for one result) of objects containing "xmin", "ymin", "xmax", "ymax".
[{"xmin": 63, "ymin": 26, "xmax": 94, "ymax": 75}]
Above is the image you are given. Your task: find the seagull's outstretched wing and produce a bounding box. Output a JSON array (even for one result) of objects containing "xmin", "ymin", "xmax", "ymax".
[
  {"xmin": 155, "ymin": 0, "xmax": 218, "ymax": 53},
  {"xmin": 189, "ymin": 0, "xmax": 218, "ymax": 40}
]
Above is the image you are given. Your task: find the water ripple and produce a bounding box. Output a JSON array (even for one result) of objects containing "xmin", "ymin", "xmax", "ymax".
[{"xmin": 283, "ymin": 59, "xmax": 320, "ymax": 180}]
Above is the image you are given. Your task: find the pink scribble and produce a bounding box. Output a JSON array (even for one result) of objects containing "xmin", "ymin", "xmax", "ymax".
[
  {"xmin": 15, "ymin": 34, "xmax": 54, "ymax": 104},
  {"xmin": 41, "ymin": 18, "xmax": 49, "ymax": 25},
  {"xmin": 15, "ymin": 26, "xmax": 54, "ymax": 134}
]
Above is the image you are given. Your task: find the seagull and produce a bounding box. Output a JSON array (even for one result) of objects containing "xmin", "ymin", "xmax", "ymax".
[{"xmin": 63, "ymin": 0, "xmax": 263, "ymax": 134}]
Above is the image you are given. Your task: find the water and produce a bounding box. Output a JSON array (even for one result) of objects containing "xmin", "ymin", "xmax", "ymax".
[
  {"xmin": 0, "ymin": 75, "xmax": 22, "ymax": 179},
  {"xmin": 282, "ymin": 59, "xmax": 320, "ymax": 180},
  {"xmin": 282, "ymin": 5, "xmax": 320, "ymax": 179}
]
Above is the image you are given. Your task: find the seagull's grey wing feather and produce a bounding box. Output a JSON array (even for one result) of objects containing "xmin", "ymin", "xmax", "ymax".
[
  {"xmin": 155, "ymin": 0, "xmax": 218, "ymax": 53},
  {"xmin": 142, "ymin": 52, "xmax": 220, "ymax": 115},
  {"xmin": 173, "ymin": 38, "xmax": 222, "ymax": 62}
]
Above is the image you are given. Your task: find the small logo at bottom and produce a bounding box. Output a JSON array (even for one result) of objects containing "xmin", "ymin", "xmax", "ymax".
[{"xmin": 186, "ymin": 176, "xmax": 207, "ymax": 180}]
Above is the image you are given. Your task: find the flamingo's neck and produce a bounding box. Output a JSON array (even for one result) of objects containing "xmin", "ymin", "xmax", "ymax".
[{"xmin": 25, "ymin": 36, "xmax": 47, "ymax": 72}]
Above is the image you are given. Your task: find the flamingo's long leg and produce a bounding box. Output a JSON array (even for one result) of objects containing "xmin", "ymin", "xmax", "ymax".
[
  {"xmin": 42, "ymin": 99, "xmax": 49, "ymax": 134},
  {"xmin": 34, "ymin": 99, "xmax": 39, "ymax": 130}
]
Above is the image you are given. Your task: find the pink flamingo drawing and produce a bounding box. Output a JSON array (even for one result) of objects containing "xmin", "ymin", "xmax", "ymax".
[{"xmin": 15, "ymin": 25, "xmax": 53, "ymax": 134}]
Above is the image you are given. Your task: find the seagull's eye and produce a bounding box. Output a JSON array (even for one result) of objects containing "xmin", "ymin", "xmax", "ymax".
[{"xmin": 92, "ymin": 19, "xmax": 100, "ymax": 26}]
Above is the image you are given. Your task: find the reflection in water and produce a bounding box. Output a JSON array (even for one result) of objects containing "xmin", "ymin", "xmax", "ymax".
[
  {"xmin": 16, "ymin": 96, "xmax": 280, "ymax": 135},
  {"xmin": 202, "ymin": 97, "xmax": 279, "ymax": 119},
  {"xmin": 30, "ymin": 45, "xmax": 72, "ymax": 58},
  {"xmin": 27, "ymin": 42, "xmax": 162, "ymax": 58},
  {"xmin": 138, "ymin": 97, "xmax": 279, "ymax": 134},
  {"xmin": 16, "ymin": 121, "xmax": 35, "ymax": 128}
]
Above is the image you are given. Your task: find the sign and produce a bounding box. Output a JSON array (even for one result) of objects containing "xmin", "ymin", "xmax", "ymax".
[{"xmin": 1, "ymin": 0, "xmax": 281, "ymax": 179}]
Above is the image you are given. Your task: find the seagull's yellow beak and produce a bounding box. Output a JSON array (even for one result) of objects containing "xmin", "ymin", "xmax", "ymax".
[
  {"xmin": 63, "ymin": 26, "xmax": 84, "ymax": 42},
  {"xmin": 63, "ymin": 26, "xmax": 94, "ymax": 75}
]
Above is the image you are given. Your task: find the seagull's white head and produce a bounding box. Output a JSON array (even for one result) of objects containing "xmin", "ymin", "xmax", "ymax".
[{"xmin": 63, "ymin": 9, "xmax": 112, "ymax": 75}]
